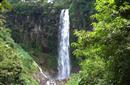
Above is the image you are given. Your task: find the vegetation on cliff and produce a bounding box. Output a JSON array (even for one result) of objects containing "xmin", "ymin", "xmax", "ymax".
[
  {"xmin": 0, "ymin": 23, "xmax": 39, "ymax": 85},
  {"xmin": 0, "ymin": 0, "xmax": 39, "ymax": 84},
  {"xmin": 1, "ymin": 0, "xmax": 130, "ymax": 85}
]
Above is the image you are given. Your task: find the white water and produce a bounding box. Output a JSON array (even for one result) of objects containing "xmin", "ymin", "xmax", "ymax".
[
  {"xmin": 57, "ymin": 9, "xmax": 70, "ymax": 80},
  {"xmin": 48, "ymin": 0, "xmax": 53, "ymax": 3},
  {"xmin": 21, "ymin": 0, "xmax": 25, "ymax": 2}
]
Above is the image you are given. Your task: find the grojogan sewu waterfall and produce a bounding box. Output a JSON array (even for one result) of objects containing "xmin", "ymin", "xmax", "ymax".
[{"xmin": 57, "ymin": 9, "xmax": 71, "ymax": 80}]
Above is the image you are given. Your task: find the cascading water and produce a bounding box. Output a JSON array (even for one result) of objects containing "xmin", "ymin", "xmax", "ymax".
[
  {"xmin": 57, "ymin": 9, "xmax": 70, "ymax": 80},
  {"xmin": 48, "ymin": 0, "xmax": 53, "ymax": 3}
]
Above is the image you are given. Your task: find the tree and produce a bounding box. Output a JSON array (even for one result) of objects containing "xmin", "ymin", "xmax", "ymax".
[{"xmin": 72, "ymin": 0, "xmax": 130, "ymax": 85}]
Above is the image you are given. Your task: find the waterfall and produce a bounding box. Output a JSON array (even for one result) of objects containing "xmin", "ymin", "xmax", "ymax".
[
  {"xmin": 48, "ymin": 0, "xmax": 53, "ymax": 3},
  {"xmin": 57, "ymin": 9, "xmax": 70, "ymax": 80},
  {"xmin": 21, "ymin": 0, "xmax": 25, "ymax": 2}
]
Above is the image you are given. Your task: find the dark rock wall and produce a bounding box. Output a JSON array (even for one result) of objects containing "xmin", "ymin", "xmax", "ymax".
[
  {"xmin": 5, "ymin": 1, "xmax": 95, "ymax": 54},
  {"xmin": 6, "ymin": 4, "xmax": 61, "ymax": 54}
]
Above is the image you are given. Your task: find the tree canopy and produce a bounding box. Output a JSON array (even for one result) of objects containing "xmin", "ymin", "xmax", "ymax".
[{"xmin": 71, "ymin": 0, "xmax": 130, "ymax": 85}]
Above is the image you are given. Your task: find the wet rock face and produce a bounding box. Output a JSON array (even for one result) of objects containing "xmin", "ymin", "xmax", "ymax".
[{"xmin": 6, "ymin": 4, "xmax": 61, "ymax": 53}]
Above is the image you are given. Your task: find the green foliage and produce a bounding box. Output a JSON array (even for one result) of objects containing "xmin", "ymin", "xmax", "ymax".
[
  {"xmin": 72, "ymin": 0, "xmax": 130, "ymax": 85},
  {"xmin": 69, "ymin": 0, "xmax": 95, "ymax": 29},
  {"xmin": 0, "ymin": 2, "xmax": 38, "ymax": 84},
  {"xmin": 0, "ymin": 28, "xmax": 39, "ymax": 85},
  {"xmin": 66, "ymin": 74, "xmax": 80, "ymax": 85},
  {"xmin": 79, "ymin": 58, "xmax": 107, "ymax": 85},
  {"xmin": 0, "ymin": 36, "xmax": 22, "ymax": 84},
  {"xmin": 15, "ymin": 46, "xmax": 39, "ymax": 85},
  {"xmin": 54, "ymin": 0, "xmax": 73, "ymax": 8},
  {"xmin": 0, "ymin": 0, "xmax": 11, "ymax": 11}
]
